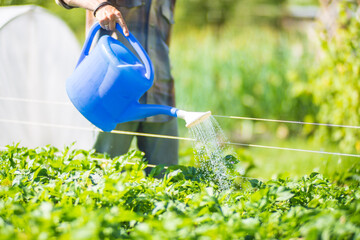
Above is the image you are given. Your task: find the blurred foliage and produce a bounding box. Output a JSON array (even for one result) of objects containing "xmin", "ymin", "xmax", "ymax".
[
  {"xmin": 176, "ymin": 0, "xmax": 288, "ymax": 30},
  {"xmin": 171, "ymin": 25, "xmax": 316, "ymax": 139},
  {"xmin": 302, "ymin": 1, "xmax": 360, "ymax": 153},
  {"xmin": 288, "ymin": 0, "xmax": 318, "ymax": 5},
  {"xmin": 174, "ymin": 0, "xmax": 236, "ymax": 27},
  {"xmin": 175, "ymin": 0, "xmax": 318, "ymax": 30}
]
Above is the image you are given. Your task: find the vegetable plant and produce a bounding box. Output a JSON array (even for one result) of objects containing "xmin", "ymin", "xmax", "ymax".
[{"xmin": 0, "ymin": 144, "xmax": 359, "ymax": 239}]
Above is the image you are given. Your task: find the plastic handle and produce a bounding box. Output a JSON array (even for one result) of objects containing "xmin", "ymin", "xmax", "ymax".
[
  {"xmin": 75, "ymin": 23, "xmax": 101, "ymax": 68},
  {"xmin": 75, "ymin": 22, "xmax": 154, "ymax": 80}
]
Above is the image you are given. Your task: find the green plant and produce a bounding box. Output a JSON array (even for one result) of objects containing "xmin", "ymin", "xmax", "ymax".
[
  {"xmin": 306, "ymin": 2, "xmax": 360, "ymax": 153},
  {"xmin": 0, "ymin": 145, "xmax": 359, "ymax": 239}
]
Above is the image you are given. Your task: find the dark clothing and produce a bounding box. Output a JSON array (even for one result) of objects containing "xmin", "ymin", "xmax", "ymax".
[
  {"xmin": 114, "ymin": 0, "xmax": 176, "ymax": 122},
  {"xmin": 94, "ymin": 118, "xmax": 178, "ymax": 174}
]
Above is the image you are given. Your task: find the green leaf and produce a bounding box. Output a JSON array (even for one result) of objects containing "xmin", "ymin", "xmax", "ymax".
[
  {"xmin": 149, "ymin": 164, "xmax": 166, "ymax": 178},
  {"xmin": 249, "ymin": 179, "xmax": 264, "ymax": 188},
  {"xmin": 165, "ymin": 169, "xmax": 185, "ymax": 182},
  {"xmin": 310, "ymin": 172, "xmax": 320, "ymax": 179},
  {"xmin": 276, "ymin": 191, "xmax": 294, "ymax": 201}
]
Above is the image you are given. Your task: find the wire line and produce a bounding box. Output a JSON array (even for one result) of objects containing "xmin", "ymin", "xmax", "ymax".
[
  {"xmin": 111, "ymin": 129, "xmax": 194, "ymax": 141},
  {"xmin": 0, "ymin": 119, "xmax": 193, "ymax": 141},
  {"xmin": 226, "ymin": 142, "xmax": 360, "ymax": 158},
  {"xmin": 213, "ymin": 115, "xmax": 360, "ymax": 129},
  {"xmin": 0, "ymin": 96, "xmax": 71, "ymax": 105},
  {"xmin": 1, "ymin": 96, "xmax": 359, "ymax": 130},
  {"xmin": 1, "ymin": 118, "xmax": 360, "ymax": 158},
  {"xmin": 91, "ymin": 157, "xmax": 168, "ymax": 169}
]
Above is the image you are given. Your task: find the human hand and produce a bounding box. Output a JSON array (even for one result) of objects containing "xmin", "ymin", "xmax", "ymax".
[{"xmin": 95, "ymin": 4, "xmax": 129, "ymax": 36}]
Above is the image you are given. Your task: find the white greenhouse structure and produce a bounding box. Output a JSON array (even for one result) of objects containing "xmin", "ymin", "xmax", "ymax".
[{"xmin": 0, "ymin": 5, "xmax": 96, "ymax": 150}]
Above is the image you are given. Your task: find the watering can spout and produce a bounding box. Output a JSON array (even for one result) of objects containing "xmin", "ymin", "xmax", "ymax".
[
  {"xmin": 121, "ymin": 103, "xmax": 178, "ymax": 122},
  {"xmin": 122, "ymin": 104, "xmax": 211, "ymax": 129},
  {"xmin": 176, "ymin": 110, "xmax": 212, "ymax": 128}
]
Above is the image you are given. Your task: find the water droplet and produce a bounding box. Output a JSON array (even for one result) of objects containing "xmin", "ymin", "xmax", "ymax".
[{"xmin": 189, "ymin": 116, "xmax": 239, "ymax": 191}]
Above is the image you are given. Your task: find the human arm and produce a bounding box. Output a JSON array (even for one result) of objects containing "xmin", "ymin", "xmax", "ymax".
[{"xmin": 56, "ymin": 0, "xmax": 129, "ymax": 36}]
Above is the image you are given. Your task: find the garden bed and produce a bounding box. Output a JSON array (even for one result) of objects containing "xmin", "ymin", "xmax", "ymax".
[{"xmin": 0, "ymin": 145, "xmax": 359, "ymax": 239}]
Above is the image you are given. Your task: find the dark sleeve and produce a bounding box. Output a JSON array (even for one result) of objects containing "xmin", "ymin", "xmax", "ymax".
[{"xmin": 55, "ymin": 0, "xmax": 76, "ymax": 9}]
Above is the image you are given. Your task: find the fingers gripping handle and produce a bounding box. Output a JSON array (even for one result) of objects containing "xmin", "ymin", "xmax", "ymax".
[{"xmin": 76, "ymin": 22, "xmax": 154, "ymax": 81}]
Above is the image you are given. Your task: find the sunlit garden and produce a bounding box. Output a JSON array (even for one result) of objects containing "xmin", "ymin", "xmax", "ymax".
[{"xmin": 0, "ymin": 0, "xmax": 360, "ymax": 239}]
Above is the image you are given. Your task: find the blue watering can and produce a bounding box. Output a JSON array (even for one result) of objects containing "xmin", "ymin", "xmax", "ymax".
[{"xmin": 66, "ymin": 22, "xmax": 210, "ymax": 132}]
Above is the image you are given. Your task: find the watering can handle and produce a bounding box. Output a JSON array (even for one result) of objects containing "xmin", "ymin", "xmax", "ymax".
[{"xmin": 76, "ymin": 22, "xmax": 154, "ymax": 80}]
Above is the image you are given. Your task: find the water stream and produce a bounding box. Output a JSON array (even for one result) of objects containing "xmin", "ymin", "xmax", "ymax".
[{"xmin": 190, "ymin": 116, "xmax": 243, "ymax": 191}]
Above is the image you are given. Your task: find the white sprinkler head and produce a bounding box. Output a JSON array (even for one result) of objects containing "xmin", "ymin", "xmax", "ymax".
[{"xmin": 177, "ymin": 110, "xmax": 212, "ymax": 128}]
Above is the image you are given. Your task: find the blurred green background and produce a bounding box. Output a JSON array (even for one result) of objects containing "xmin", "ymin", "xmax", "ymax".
[{"xmin": 1, "ymin": 0, "xmax": 359, "ymax": 179}]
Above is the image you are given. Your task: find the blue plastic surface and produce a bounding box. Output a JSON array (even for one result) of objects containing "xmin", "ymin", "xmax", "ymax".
[{"xmin": 66, "ymin": 22, "xmax": 178, "ymax": 132}]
